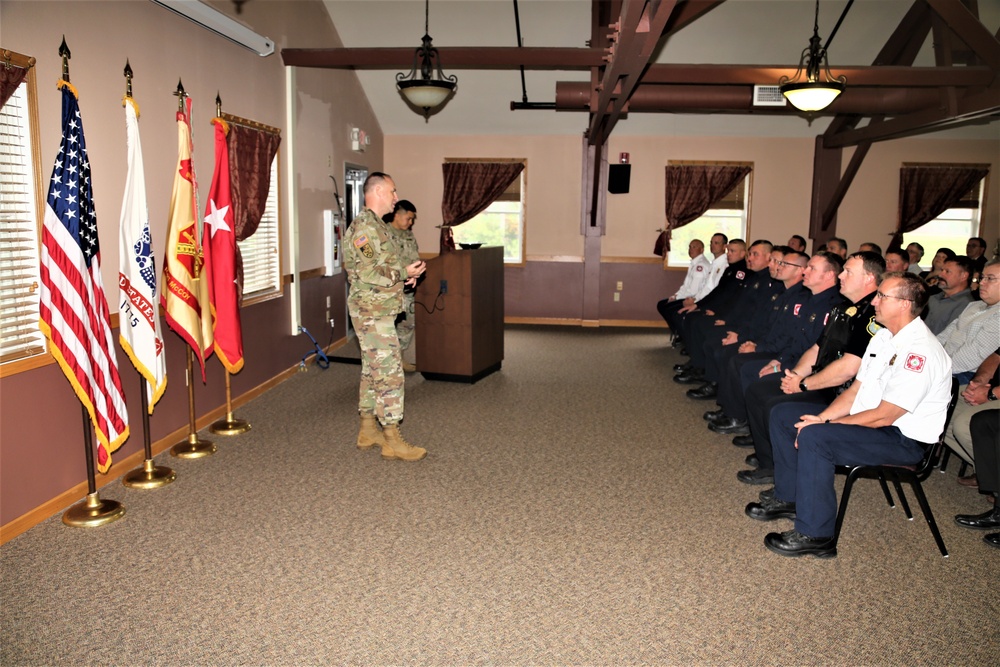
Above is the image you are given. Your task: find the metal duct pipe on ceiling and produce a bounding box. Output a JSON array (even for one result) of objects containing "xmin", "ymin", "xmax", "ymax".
[{"xmin": 554, "ymin": 82, "xmax": 942, "ymax": 114}]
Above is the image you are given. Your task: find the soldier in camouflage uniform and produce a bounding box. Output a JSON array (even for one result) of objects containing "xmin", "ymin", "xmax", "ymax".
[
  {"xmin": 384, "ymin": 200, "xmax": 420, "ymax": 372},
  {"xmin": 344, "ymin": 173, "xmax": 427, "ymax": 461}
]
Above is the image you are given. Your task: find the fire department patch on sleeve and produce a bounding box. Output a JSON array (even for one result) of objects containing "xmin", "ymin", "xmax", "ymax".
[
  {"xmin": 794, "ymin": 304, "xmax": 802, "ymax": 316},
  {"xmin": 904, "ymin": 353, "xmax": 926, "ymax": 372}
]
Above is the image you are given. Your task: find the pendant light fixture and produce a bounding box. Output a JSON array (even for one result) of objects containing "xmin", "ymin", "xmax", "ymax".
[
  {"xmin": 396, "ymin": 0, "xmax": 457, "ymax": 119},
  {"xmin": 779, "ymin": 0, "xmax": 849, "ymax": 112}
]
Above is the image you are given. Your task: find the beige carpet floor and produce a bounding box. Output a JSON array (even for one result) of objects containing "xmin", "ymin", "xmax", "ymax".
[{"xmin": 2, "ymin": 325, "xmax": 998, "ymax": 666}]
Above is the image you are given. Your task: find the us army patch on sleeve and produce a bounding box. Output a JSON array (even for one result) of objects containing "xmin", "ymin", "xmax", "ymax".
[{"xmin": 354, "ymin": 234, "xmax": 374, "ymax": 258}]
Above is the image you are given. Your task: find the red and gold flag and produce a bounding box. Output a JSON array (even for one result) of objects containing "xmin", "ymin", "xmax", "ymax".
[{"xmin": 161, "ymin": 98, "xmax": 213, "ymax": 380}]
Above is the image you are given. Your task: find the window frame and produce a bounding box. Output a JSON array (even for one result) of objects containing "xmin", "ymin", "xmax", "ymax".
[
  {"xmin": 444, "ymin": 157, "xmax": 527, "ymax": 267},
  {"xmin": 1, "ymin": 49, "xmax": 50, "ymax": 377},
  {"xmin": 663, "ymin": 160, "xmax": 753, "ymax": 270}
]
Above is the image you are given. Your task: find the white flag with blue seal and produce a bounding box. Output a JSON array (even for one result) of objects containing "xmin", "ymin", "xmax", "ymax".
[{"xmin": 118, "ymin": 95, "xmax": 167, "ymax": 411}]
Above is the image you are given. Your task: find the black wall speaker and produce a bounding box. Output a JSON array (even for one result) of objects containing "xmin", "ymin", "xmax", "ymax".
[{"xmin": 608, "ymin": 164, "xmax": 631, "ymax": 194}]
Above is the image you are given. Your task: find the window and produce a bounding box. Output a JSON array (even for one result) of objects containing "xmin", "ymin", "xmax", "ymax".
[
  {"xmin": 665, "ymin": 162, "xmax": 752, "ymax": 268},
  {"xmin": 902, "ymin": 170, "xmax": 987, "ymax": 262},
  {"xmin": 0, "ymin": 51, "xmax": 47, "ymax": 373},
  {"xmin": 234, "ymin": 130, "xmax": 281, "ymax": 302},
  {"xmin": 450, "ymin": 160, "xmax": 525, "ymax": 264}
]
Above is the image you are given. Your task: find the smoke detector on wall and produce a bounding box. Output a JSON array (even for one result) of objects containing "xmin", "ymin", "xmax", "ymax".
[{"xmin": 350, "ymin": 128, "xmax": 370, "ymax": 152}]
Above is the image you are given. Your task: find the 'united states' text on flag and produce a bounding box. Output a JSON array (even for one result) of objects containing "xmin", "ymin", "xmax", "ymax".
[{"xmin": 118, "ymin": 95, "xmax": 167, "ymax": 411}]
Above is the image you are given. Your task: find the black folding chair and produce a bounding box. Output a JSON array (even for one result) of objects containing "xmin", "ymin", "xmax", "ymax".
[{"xmin": 831, "ymin": 378, "xmax": 960, "ymax": 557}]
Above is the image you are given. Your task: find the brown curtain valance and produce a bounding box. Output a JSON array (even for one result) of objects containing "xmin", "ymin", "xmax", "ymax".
[
  {"xmin": 441, "ymin": 161, "xmax": 524, "ymax": 252},
  {"xmin": 892, "ymin": 165, "xmax": 988, "ymax": 250},
  {"xmin": 225, "ymin": 122, "xmax": 281, "ymax": 293},
  {"xmin": 1, "ymin": 52, "xmax": 32, "ymax": 109},
  {"xmin": 661, "ymin": 164, "xmax": 751, "ymax": 260}
]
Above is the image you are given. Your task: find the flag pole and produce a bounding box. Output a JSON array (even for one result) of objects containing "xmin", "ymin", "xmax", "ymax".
[
  {"xmin": 123, "ymin": 374, "xmax": 177, "ymax": 488},
  {"xmin": 170, "ymin": 347, "xmax": 216, "ymax": 458},
  {"xmin": 210, "ymin": 369, "xmax": 251, "ymax": 435},
  {"xmin": 207, "ymin": 91, "xmax": 250, "ymax": 437},
  {"xmin": 47, "ymin": 38, "xmax": 124, "ymax": 528},
  {"xmin": 118, "ymin": 60, "xmax": 176, "ymax": 489},
  {"xmin": 63, "ymin": 410, "xmax": 126, "ymax": 527}
]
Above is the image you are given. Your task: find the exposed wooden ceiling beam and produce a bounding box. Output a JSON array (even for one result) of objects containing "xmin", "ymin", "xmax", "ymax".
[
  {"xmin": 638, "ymin": 64, "xmax": 993, "ymax": 87},
  {"xmin": 588, "ymin": 0, "xmax": 682, "ymax": 145},
  {"xmin": 822, "ymin": 83, "xmax": 1000, "ymax": 148},
  {"xmin": 281, "ymin": 47, "xmax": 605, "ymax": 70},
  {"xmin": 925, "ymin": 0, "xmax": 1000, "ymax": 69}
]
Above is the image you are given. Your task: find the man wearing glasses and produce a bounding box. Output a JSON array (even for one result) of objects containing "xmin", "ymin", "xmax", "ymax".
[
  {"xmin": 735, "ymin": 251, "xmax": 885, "ymax": 485},
  {"xmin": 937, "ymin": 259, "xmax": 1000, "ymax": 383},
  {"xmin": 749, "ymin": 272, "xmax": 952, "ymax": 558}
]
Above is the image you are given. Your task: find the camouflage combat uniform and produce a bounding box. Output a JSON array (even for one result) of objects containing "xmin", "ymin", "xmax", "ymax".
[
  {"xmin": 389, "ymin": 225, "xmax": 420, "ymax": 353},
  {"xmin": 344, "ymin": 208, "xmax": 407, "ymax": 425}
]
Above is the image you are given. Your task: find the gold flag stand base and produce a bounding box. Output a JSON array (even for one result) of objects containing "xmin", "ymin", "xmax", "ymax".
[
  {"xmin": 170, "ymin": 433, "xmax": 216, "ymax": 459},
  {"xmin": 210, "ymin": 372, "xmax": 250, "ymax": 435},
  {"xmin": 122, "ymin": 458, "xmax": 177, "ymax": 489},
  {"xmin": 210, "ymin": 416, "xmax": 250, "ymax": 436},
  {"xmin": 62, "ymin": 492, "xmax": 126, "ymax": 528}
]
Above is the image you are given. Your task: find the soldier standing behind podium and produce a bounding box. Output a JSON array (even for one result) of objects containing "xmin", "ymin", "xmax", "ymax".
[
  {"xmin": 384, "ymin": 199, "xmax": 420, "ymax": 373},
  {"xmin": 344, "ymin": 173, "xmax": 428, "ymax": 461}
]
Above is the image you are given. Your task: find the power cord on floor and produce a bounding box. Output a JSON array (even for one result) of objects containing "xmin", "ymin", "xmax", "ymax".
[{"xmin": 298, "ymin": 326, "xmax": 330, "ymax": 370}]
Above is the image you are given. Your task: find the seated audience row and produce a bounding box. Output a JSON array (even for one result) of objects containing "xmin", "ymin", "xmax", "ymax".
[{"xmin": 659, "ymin": 234, "xmax": 998, "ymax": 556}]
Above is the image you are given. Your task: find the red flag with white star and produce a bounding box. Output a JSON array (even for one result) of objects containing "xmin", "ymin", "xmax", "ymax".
[{"xmin": 203, "ymin": 118, "xmax": 243, "ymax": 373}]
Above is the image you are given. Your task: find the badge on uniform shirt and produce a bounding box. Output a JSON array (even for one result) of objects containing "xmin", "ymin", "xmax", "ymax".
[
  {"xmin": 696, "ymin": 265, "xmax": 704, "ymax": 272},
  {"xmin": 845, "ymin": 306, "xmax": 857, "ymax": 317},
  {"xmin": 736, "ymin": 271, "xmax": 745, "ymax": 279},
  {"xmin": 904, "ymin": 353, "xmax": 926, "ymax": 372},
  {"xmin": 889, "ymin": 354, "xmax": 897, "ymax": 366},
  {"xmin": 809, "ymin": 313, "xmax": 817, "ymax": 322},
  {"xmin": 354, "ymin": 233, "xmax": 374, "ymax": 259},
  {"xmin": 794, "ymin": 304, "xmax": 802, "ymax": 316},
  {"xmin": 866, "ymin": 317, "xmax": 881, "ymax": 336}
]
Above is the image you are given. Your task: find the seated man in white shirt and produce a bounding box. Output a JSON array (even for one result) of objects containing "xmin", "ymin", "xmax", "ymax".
[
  {"xmin": 748, "ymin": 272, "xmax": 953, "ymax": 558},
  {"xmin": 938, "ymin": 259, "xmax": 1000, "ymax": 383},
  {"xmin": 667, "ymin": 239, "xmax": 712, "ymax": 302}
]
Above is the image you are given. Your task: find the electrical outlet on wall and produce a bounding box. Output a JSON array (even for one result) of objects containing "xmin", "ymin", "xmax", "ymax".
[{"xmin": 614, "ymin": 292, "xmax": 620, "ymax": 302}]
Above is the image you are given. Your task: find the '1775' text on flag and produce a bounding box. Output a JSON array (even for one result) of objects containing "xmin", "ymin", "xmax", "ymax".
[{"xmin": 118, "ymin": 95, "xmax": 167, "ymax": 411}]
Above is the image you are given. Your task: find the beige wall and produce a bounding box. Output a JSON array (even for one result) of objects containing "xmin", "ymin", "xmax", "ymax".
[
  {"xmin": 389, "ymin": 133, "xmax": 999, "ymax": 259},
  {"xmin": 2, "ymin": 0, "xmax": 383, "ymax": 281}
]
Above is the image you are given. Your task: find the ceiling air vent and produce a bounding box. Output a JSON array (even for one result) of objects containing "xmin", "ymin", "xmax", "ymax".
[{"xmin": 753, "ymin": 85, "xmax": 787, "ymax": 107}]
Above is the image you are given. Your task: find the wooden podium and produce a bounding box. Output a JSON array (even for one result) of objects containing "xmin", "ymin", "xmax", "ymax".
[{"xmin": 415, "ymin": 246, "xmax": 504, "ymax": 382}]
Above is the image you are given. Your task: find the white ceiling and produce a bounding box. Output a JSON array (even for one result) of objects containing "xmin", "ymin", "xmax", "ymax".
[{"xmin": 319, "ymin": 0, "xmax": 1000, "ymax": 139}]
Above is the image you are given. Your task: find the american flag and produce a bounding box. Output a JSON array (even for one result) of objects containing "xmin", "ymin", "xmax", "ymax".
[{"xmin": 39, "ymin": 82, "xmax": 129, "ymax": 473}]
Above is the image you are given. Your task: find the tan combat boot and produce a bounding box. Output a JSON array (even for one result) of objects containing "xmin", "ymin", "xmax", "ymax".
[
  {"xmin": 356, "ymin": 413, "xmax": 383, "ymax": 450},
  {"xmin": 401, "ymin": 361, "xmax": 417, "ymax": 373},
  {"xmin": 380, "ymin": 425, "xmax": 427, "ymax": 461}
]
